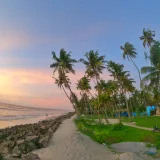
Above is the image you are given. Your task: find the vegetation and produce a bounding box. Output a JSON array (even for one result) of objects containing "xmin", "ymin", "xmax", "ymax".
[
  {"xmin": 50, "ymin": 28, "xmax": 160, "ymax": 123},
  {"xmin": 75, "ymin": 117, "xmax": 160, "ymax": 148},
  {"xmin": 122, "ymin": 116, "xmax": 160, "ymax": 128}
]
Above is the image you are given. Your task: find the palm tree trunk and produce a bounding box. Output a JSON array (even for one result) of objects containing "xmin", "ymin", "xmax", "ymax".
[
  {"xmin": 130, "ymin": 58, "xmax": 142, "ymax": 81},
  {"xmin": 95, "ymin": 75, "xmax": 101, "ymax": 123},
  {"xmin": 124, "ymin": 93, "xmax": 131, "ymax": 121},
  {"xmin": 67, "ymin": 84, "xmax": 81, "ymax": 116},
  {"xmin": 130, "ymin": 58, "xmax": 147, "ymax": 106},
  {"xmin": 62, "ymin": 85, "xmax": 70, "ymax": 100}
]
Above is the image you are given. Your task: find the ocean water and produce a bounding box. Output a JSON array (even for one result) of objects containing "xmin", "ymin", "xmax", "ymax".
[{"xmin": 0, "ymin": 103, "xmax": 69, "ymax": 129}]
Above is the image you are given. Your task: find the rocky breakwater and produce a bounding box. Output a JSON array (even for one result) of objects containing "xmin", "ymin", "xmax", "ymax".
[{"xmin": 0, "ymin": 112, "xmax": 75, "ymax": 160}]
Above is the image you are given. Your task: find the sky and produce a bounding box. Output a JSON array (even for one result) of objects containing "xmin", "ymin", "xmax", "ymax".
[{"xmin": 0, "ymin": 0, "xmax": 160, "ymax": 109}]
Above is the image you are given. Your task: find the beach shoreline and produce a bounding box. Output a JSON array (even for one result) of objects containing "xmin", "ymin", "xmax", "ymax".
[{"xmin": 0, "ymin": 112, "xmax": 75, "ymax": 159}]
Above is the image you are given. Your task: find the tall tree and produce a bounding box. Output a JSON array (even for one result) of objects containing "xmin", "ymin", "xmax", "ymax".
[
  {"xmin": 80, "ymin": 50, "xmax": 106, "ymax": 84},
  {"xmin": 120, "ymin": 42, "xmax": 142, "ymax": 84},
  {"xmin": 80, "ymin": 50, "xmax": 106, "ymax": 122},
  {"xmin": 50, "ymin": 48, "xmax": 80, "ymax": 115},
  {"xmin": 140, "ymin": 28, "xmax": 155, "ymax": 48}
]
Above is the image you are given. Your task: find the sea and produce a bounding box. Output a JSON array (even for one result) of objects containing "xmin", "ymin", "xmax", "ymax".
[{"xmin": 0, "ymin": 102, "xmax": 69, "ymax": 129}]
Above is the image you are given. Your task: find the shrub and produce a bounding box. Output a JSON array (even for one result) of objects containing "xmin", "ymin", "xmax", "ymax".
[{"xmin": 93, "ymin": 129, "xmax": 109, "ymax": 143}]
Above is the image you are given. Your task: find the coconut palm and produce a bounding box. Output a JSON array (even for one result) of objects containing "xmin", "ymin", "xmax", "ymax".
[
  {"xmin": 107, "ymin": 61, "xmax": 129, "ymax": 81},
  {"xmin": 50, "ymin": 48, "xmax": 77, "ymax": 75},
  {"xmin": 53, "ymin": 74, "xmax": 71, "ymax": 100},
  {"xmin": 120, "ymin": 42, "xmax": 142, "ymax": 83},
  {"xmin": 77, "ymin": 76, "xmax": 91, "ymax": 94},
  {"xmin": 77, "ymin": 76, "xmax": 93, "ymax": 113},
  {"xmin": 140, "ymin": 28, "xmax": 155, "ymax": 48},
  {"xmin": 80, "ymin": 50, "xmax": 106, "ymax": 83},
  {"xmin": 141, "ymin": 63, "xmax": 160, "ymax": 89},
  {"xmin": 50, "ymin": 49, "xmax": 80, "ymax": 115},
  {"xmin": 141, "ymin": 41, "xmax": 160, "ymax": 90},
  {"xmin": 150, "ymin": 41, "xmax": 160, "ymax": 66}
]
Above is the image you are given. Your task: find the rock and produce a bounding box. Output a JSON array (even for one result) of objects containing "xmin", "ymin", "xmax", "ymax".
[
  {"xmin": 19, "ymin": 143, "xmax": 27, "ymax": 153},
  {"xmin": 3, "ymin": 154, "xmax": 20, "ymax": 160},
  {"xmin": 25, "ymin": 136, "xmax": 38, "ymax": 143},
  {"xmin": 25, "ymin": 141, "xmax": 38, "ymax": 152},
  {"xmin": 47, "ymin": 128, "xmax": 53, "ymax": 137},
  {"xmin": 8, "ymin": 141, "xmax": 16, "ymax": 149},
  {"xmin": 22, "ymin": 153, "xmax": 40, "ymax": 160},
  {"xmin": 12, "ymin": 146, "xmax": 21, "ymax": 157},
  {"xmin": 39, "ymin": 125, "xmax": 46, "ymax": 134},
  {"xmin": 17, "ymin": 139, "xmax": 24, "ymax": 145},
  {"xmin": 38, "ymin": 136, "xmax": 49, "ymax": 148},
  {"xmin": 111, "ymin": 142, "xmax": 147, "ymax": 153}
]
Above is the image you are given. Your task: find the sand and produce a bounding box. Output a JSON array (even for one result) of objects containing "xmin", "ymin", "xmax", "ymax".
[{"xmin": 32, "ymin": 116, "xmax": 157, "ymax": 160}]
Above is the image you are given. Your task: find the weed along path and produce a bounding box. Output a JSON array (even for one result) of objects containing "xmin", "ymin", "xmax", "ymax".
[{"xmin": 33, "ymin": 116, "xmax": 156, "ymax": 160}]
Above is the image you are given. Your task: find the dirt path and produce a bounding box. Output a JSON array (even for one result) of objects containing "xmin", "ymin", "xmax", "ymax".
[
  {"xmin": 33, "ymin": 117, "xmax": 118, "ymax": 160},
  {"xmin": 108, "ymin": 119, "xmax": 153, "ymax": 131},
  {"xmin": 32, "ymin": 117, "xmax": 156, "ymax": 160}
]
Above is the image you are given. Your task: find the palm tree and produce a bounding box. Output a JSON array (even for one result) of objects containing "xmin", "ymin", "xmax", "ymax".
[
  {"xmin": 80, "ymin": 50, "xmax": 106, "ymax": 122},
  {"xmin": 53, "ymin": 74, "xmax": 71, "ymax": 100},
  {"xmin": 120, "ymin": 42, "xmax": 142, "ymax": 84},
  {"xmin": 141, "ymin": 41, "xmax": 160, "ymax": 90},
  {"xmin": 150, "ymin": 41, "xmax": 160, "ymax": 66},
  {"xmin": 141, "ymin": 63, "xmax": 160, "ymax": 89},
  {"xmin": 80, "ymin": 50, "xmax": 106, "ymax": 84},
  {"xmin": 50, "ymin": 48, "xmax": 77, "ymax": 75},
  {"xmin": 120, "ymin": 76, "xmax": 135, "ymax": 121},
  {"xmin": 77, "ymin": 76, "xmax": 92, "ymax": 114},
  {"xmin": 107, "ymin": 61, "xmax": 133, "ymax": 121},
  {"xmin": 140, "ymin": 28, "xmax": 155, "ymax": 48},
  {"xmin": 77, "ymin": 76, "xmax": 91, "ymax": 94},
  {"xmin": 50, "ymin": 48, "xmax": 80, "ymax": 115}
]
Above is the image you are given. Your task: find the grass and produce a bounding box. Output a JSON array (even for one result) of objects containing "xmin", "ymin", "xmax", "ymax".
[
  {"xmin": 85, "ymin": 114, "xmax": 160, "ymax": 129},
  {"xmin": 75, "ymin": 117, "xmax": 160, "ymax": 149},
  {"xmin": 121, "ymin": 116, "xmax": 160, "ymax": 128}
]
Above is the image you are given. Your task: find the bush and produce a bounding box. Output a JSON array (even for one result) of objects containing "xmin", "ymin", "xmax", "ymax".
[{"xmin": 93, "ymin": 129, "xmax": 109, "ymax": 143}]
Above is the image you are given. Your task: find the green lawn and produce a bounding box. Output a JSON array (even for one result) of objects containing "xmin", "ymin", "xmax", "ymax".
[
  {"xmin": 122, "ymin": 116, "xmax": 160, "ymax": 128},
  {"xmin": 75, "ymin": 117, "xmax": 160, "ymax": 148}
]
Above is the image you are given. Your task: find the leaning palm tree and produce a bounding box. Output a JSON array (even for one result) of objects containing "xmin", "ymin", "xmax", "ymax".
[
  {"xmin": 50, "ymin": 48, "xmax": 77, "ymax": 75},
  {"xmin": 140, "ymin": 28, "xmax": 155, "ymax": 48},
  {"xmin": 50, "ymin": 48, "xmax": 80, "ymax": 115},
  {"xmin": 53, "ymin": 73, "xmax": 71, "ymax": 100},
  {"xmin": 120, "ymin": 42, "xmax": 142, "ymax": 84}
]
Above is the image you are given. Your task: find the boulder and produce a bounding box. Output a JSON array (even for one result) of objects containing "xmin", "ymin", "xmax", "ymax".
[
  {"xmin": 8, "ymin": 141, "xmax": 16, "ymax": 149},
  {"xmin": 25, "ymin": 136, "xmax": 38, "ymax": 143},
  {"xmin": 25, "ymin": 141, "xmax": 38, "ymax": 152},
  {"xmin": 19, "ymin": 143, "xmax": 27, "ymax": 153},
  {"xmin": 12, "ymin": 146, "xmax": 21, "ymax": 157},
  {"xmin": 47, "ymin": 128, "xmax": 53, "ymax": 137},
  {"xmin": 38, "ymin": 136, "xmax": 49, "ymax": 148},
  {"xmin": 22, "ymin": 153, "xmax": 40, "ymax": 160},
  {"xmin": 17, "ymin": 139, "xmax": 24, "ymax": 146}
]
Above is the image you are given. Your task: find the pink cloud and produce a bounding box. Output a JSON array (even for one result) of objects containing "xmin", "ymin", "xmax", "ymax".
[{"xmin": 0, "ymin": 68, "xmax": 112, "ymax": 109}]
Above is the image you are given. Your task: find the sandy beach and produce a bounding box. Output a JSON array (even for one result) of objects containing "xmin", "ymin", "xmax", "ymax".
[{"xmin": 32, "ymin": 116, "xmax": 156, "ymax": 160}]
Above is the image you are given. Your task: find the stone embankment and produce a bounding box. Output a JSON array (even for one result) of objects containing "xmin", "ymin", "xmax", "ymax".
[{"xmin": 0, "ymin": 112, "xmax": 75, "ymax": 160}]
